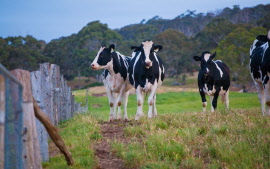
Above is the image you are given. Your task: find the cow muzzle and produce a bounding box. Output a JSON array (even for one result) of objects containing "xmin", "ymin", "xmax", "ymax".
[
  {"xmin": 145, "ymin": 61, "xmax": 152, "ymax": 68},
  {"xmin": 204, "ymin": 68, "xmax": 209, "ymax": 76},
  {"xmin": 91, "ymin": 63, "xmax": 99, "ymax": 70}
]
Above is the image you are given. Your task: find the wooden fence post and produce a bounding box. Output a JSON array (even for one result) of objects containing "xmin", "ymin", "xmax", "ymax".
[
  {"xmin": 40, "ymin": 63, "xmax": 54, "ymax": 125},
  {"xmin": 31, "ymin": 70, "xmax": 49, "ymax": 162},
  {"xmin": 11, "ymin": 69, "xmax": 42, "ymax": 169}
]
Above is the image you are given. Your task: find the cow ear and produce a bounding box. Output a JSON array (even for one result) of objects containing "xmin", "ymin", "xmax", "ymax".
[
  {"xmin": 210, "ymin": 52, "xmax": 216, "ymax": 60},
  {"xmin": 131, "ymin": 46, "xmax": 140, "ymax": 52},
  {"xmin": 131, "ymin": 46, "xmax": 137, "ymax": 50},
  {"xmin": 109, "ymin": 44, "xmax": 115, "ymax": 53},
  {"xmin": 153, "ymin": 45, "xmax": 163, "ymax": 52},
  {"xmin": 193, "ymin": 56, "xmax": 201, "ymax": 61}
]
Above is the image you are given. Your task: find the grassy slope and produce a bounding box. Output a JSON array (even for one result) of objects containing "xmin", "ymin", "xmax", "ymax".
[{"xmin": 44, "ymin": 90, "xmax": 270, "ymax": 169}]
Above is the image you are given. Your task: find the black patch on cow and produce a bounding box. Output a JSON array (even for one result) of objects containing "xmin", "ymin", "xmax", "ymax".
[
  {"xmin": 103, "ymin": 69, "xmax": 109, "ymax": 79},
  {"xmin": 250, "ymin": 41, "xmax": 268, "ymax": 80},
  {"xmin": 97, "ymin": 48, "xmax": 112, "ymax": 66},
  {"xmin": 261, "ymin": 43, "xmax": 270, "ymax": 87},
  {"xmin": 111, "ymin": 52, "xmax": 130, "ymax": 81},
  {"xmin": 129, "ymin": 44, "xmax": 165, "ymax": 89}
]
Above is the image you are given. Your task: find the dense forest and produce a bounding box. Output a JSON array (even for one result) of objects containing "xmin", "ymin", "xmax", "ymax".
[{"xmin": 0, "ymin": 4, "xmax": 270, "ymax": 89}]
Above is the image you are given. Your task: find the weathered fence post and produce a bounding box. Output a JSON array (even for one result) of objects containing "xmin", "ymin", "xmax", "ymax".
[
  {"xmin": 31, "ymin": 70, "xmax": 49, "ymax": 161},
  {"xmin": 11, "ymin": 69, "xmax": 42, "ymax": 169}
]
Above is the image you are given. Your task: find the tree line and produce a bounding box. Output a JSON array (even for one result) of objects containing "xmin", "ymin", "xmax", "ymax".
[{"xmin": 0, "ymin": 4, "xmax": 269, "ymax": 89}]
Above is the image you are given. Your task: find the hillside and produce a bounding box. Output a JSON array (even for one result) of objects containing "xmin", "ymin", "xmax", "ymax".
[{"xmin": 0, "ymin": 4, "xmax": 269, "ymax": 89}]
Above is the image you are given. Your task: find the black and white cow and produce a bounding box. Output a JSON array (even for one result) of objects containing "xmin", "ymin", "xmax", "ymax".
[
  {"xmin": 250, "ymin": 30, "xmax": 270, "ymax": 116},
  {"xmin": 193, "ymin": 52, "xmax": 230, "ymax": 113},
  {"xmin": 91, "ymin": 44, "xmax": 132, "ymax": 121},
  {"xmin": 128, "ymin": 40, "xmax": 165, "ymax": 120}
]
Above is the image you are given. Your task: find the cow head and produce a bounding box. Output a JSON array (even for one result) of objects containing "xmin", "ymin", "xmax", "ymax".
[
  {"xmin": 131, "ymin": 40, "xmax": 163, "ymax": 69},
  {"xmin": 193, "ymin": 51, "xmax": 216, "ymax": 76},
  {"xmin": 91, "ymin": 44, "xmax": 115, "ymax": 70}
]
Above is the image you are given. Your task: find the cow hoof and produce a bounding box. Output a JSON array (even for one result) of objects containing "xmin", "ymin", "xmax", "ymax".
[{"xmin": 135, "ymin": 116, "xmax": 140, "ymax": 121}]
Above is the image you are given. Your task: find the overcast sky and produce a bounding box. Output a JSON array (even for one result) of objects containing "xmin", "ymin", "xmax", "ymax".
[{"xmin": 0, "ymin": 0, "xmax": 269, "ymax": 42}]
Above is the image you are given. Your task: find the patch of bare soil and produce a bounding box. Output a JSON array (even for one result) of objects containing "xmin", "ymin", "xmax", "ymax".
[{"xmin": 94, "ymin": 120, "xmax": 135, "ymax": 169}]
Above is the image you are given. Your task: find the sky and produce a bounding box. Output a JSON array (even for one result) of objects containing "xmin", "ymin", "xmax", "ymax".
[{"xmin": 0, "ymin": 0, "xmax": 269, "ymax": 43}]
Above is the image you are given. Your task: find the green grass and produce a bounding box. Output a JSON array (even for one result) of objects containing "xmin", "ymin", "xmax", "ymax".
[
  {"xmin": 74, "ymin": 89, "xmax": 260, "ymax": 121},
  {"xmin": 44, "ymin": 89, "xmax": 269, "ymax": 169},
  {"xmin": 43, "ymin": 114, "xmax": 101, "ymax": 169},
  {"xmin": 111, "ymin": 110, "xmax": 270, "ymax": 169}
]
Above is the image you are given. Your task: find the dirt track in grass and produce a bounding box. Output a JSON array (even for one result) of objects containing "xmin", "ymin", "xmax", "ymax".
[{"xmin": 94, "ymin": 120, "xmax": 138, "ymax": 169}]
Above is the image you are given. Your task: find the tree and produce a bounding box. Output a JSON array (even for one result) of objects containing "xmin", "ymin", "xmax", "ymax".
[
  {"xmin": 214, "ymin": 26, "xmax": 267, "ymax": 89},
  {"xmin": 194, "ymin": 18, "xmax": 236, "ymax": 52},
  {"xmin": 0, "ymin": 36, "xmax": 51, "ymax": 71},
  {"xmin": 153, "ymin": 29, "xmax": 194, "ymax": 79},
  {"xmin": 44, "ymin": 21, "xmax": 123, "ymax": 79}
]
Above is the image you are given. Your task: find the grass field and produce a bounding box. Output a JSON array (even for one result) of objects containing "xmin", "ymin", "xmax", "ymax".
[
  {"xmin": 43, "ymin": 87, "xmax": 270, "ymax": 169},
  {"xmin": 73, "ymin": 89, "xmax": 261, "ymax": 121}
]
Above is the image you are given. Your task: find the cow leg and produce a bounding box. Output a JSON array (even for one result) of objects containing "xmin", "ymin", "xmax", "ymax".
[
  {"xmin": 211, "ymin": 89, "xmax": 220, "ymax": 113},
  {"xmin": 199, "ymin": 90, "xmax": 207, "ymax": 113},
  {"xmin": 264, "ymin": 79, "xmax": 270, "ymax": 116},
  {"xmin": 224, "ymin": 90, "xmax": 229, "ymax": 110},
  {"xmin": 152, "ymin": 94, "xmax": 157, "ymax": 117},
  {"xmin": 105, "ymin": 87, "xmax": 115, "ymax": 121},
  {"xmin": 122, "ymin": 91, "xmax": 130, "ymax": 120},
  {"xmin": 210, "ymin": 95, "xmax": 214, "ymax": 112},
  {"xmin": 135, "ymin": 86, "xmax": 144, "ymax": 120},
  {"xmin": 148, "ymin": 83, "xmax": 158, "ymax": 118},
  {"xmin": 116, "ymin": 85, "xmax": 126, "ymax": 119},
  {"xmin": 113, "ymin": 93, "xmax": 118, "ymax": 120},
  {"xmin": 255, "ymin": 81, "xmax": 266, "ymax": 115}
]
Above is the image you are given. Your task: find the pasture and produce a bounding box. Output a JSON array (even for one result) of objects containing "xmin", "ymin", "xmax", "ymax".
[{"xmin": 44, "ymin": 83, "xmax": 270, "ymax": 169}]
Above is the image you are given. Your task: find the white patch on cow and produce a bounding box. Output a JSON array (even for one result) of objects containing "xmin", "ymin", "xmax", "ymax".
[
  {"xmin": 153, "ymin": 52, "xmax": 163, "ymax": 86},
  {"xmin": 162, "ymin": 65, "xmax": 165, "ymax": 73},
  {"xmin": 204, "ymin": 53, "xmax": 211, "ymax": 61},
  {"xmin": 203, "ymin": 84, "xmax": 209, "ymax": 95},
  {"xmin": 91, "ymin": 47, "xmax": 106, "ymax": 69},
  {"xmin": 153, "ymin": 52, "xmax": 159, "ymax": 65},
  {"xmin": 250, "ymin": 39, "xmax": 258, "ymax": 55},
  {"xmin": 213, "ymin": 61, "xmax": 223, "ymax": 77},
  {"xmin": 131, "ymin": 52, "xmax": 137, "ymax": 59},
  {"xmin": 142, "ymin": 41, "xmax": 153, "ymax": 63},
  {"xmin": 268, "ymin": 30, "xmax": 270, "ymax": 39},
  {"xmin": 206, "ymin": 68, "xmax": 209, "ymax": 73},
  {"xmin": 116, "ymin": 52, "xmax": 130, "ymax": 70},
  {"xmin": 219, "ymin": 86, "xmax": 227, "ymax": 95},
  {"xmin": 261, "ymin": 42, "xmax": 269, "ymax": 62}
]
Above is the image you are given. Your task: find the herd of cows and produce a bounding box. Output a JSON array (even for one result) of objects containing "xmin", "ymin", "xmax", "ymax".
[{"xmin": 91, "ymin": 31, "xmax": 270, "ymax": 121}]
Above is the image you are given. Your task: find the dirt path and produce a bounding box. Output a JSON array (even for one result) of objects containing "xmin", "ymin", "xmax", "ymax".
[{"xmin": 94, "ymin": 121, "xmax": 131, "ymax": 169}]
